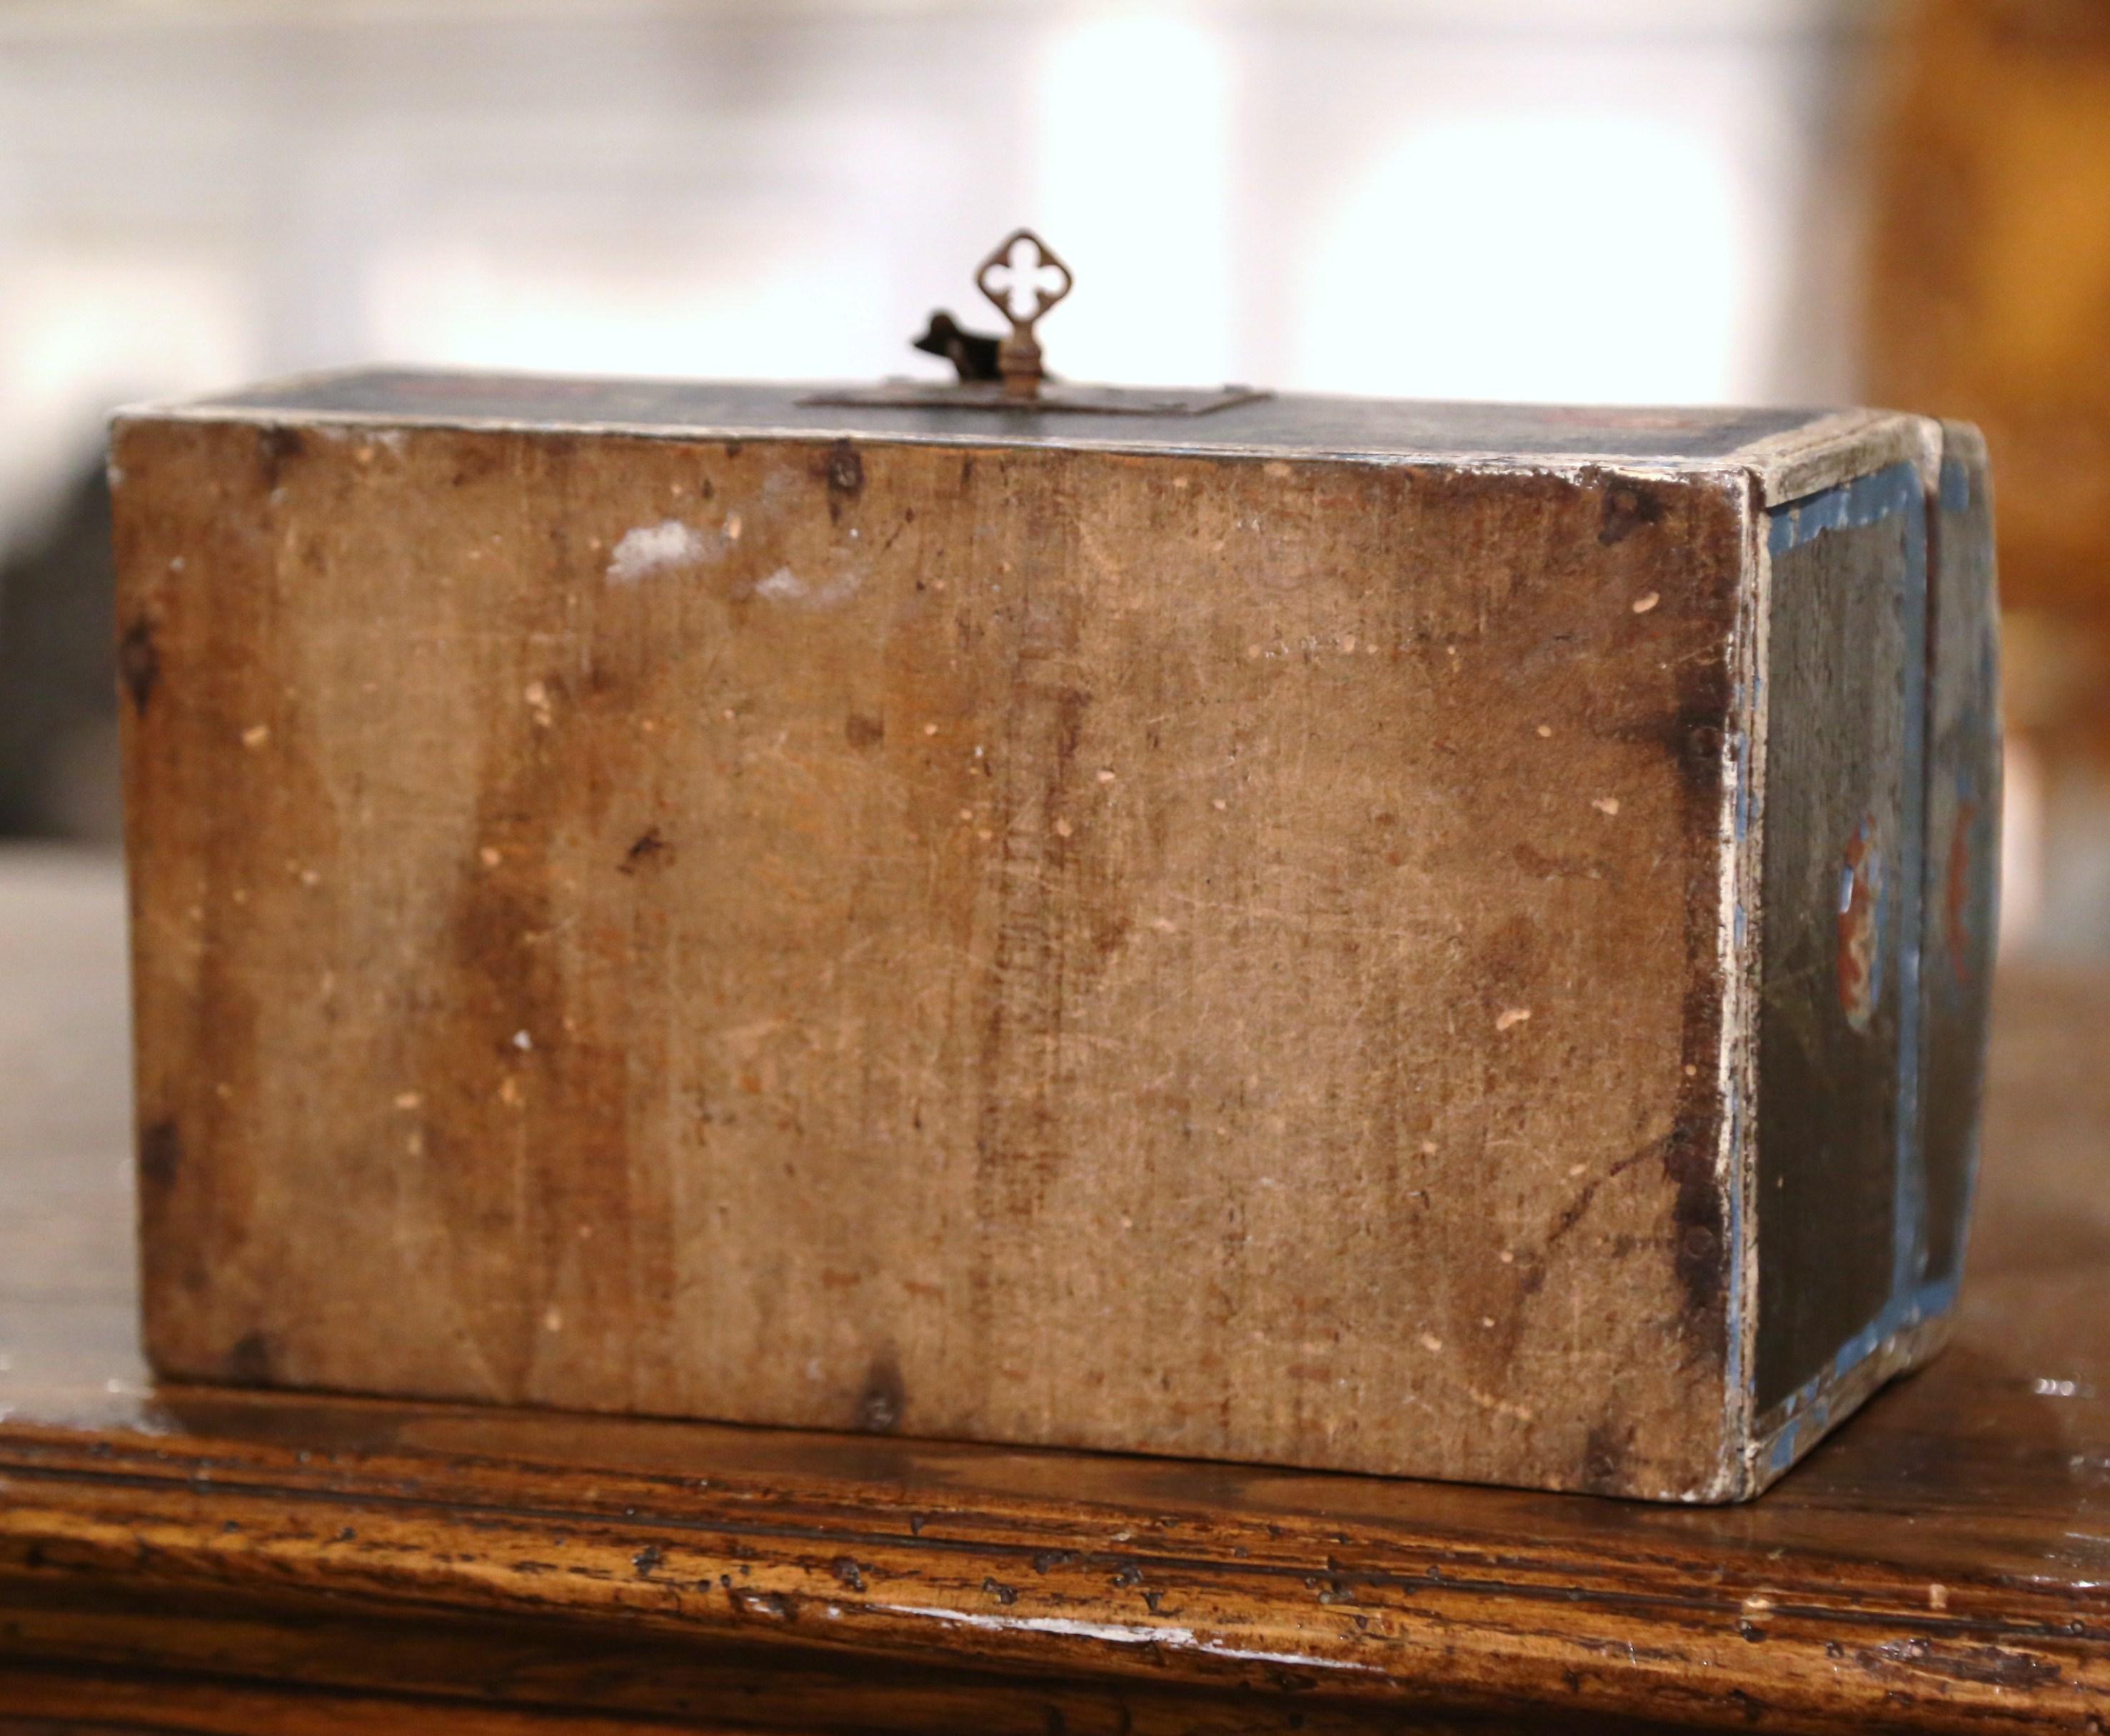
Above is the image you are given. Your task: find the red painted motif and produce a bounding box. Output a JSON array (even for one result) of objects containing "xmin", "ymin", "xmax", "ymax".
[{"xmin": 1838, "ymin": 818, "xmax": 1882, "ymax": 1033}]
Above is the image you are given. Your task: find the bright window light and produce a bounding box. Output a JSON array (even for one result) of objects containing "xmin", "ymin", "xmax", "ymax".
[
  {"xmin": 366, "ymin": 231, "xmax": 895, "ymax": 382},
  {"xmin": 1295, "ymin": 110, "xmax": 1750, "ymax": 405},
  {"xmin": 1034, "ymin": 10, "xmax": 1234, "ymax": 388}
]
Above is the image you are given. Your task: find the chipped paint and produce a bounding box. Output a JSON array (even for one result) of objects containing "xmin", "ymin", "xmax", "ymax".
[
  {"xmin": 753, "ymin": 565, "xmax": 863, "ymax": 607},
  {"xmin": 606, "ymin": 519, "xmax": 720, "ymax": 585},
  {"xmin": 1713, "ymin": 467, "xmax": 1769, "ymax": 1499}
]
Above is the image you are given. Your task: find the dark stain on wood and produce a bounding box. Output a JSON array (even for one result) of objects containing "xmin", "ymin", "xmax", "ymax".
[
  {"xmin": 137, "ymin": 1117, "xmax": 181, "ymax": 1194},
  {"xmin": 617, "ymin": 827, "xmax": 672, "ymax": 873},
  {"xmin": 224, "ymin": 1331, "xmax": 275, "ymax": 1384},
  {"xmin": 859, "ymin": 1353, "xmax": 905, "ymax": 1434},
  {"xmin": 824, "ymin": 440, "xmax": 865, "ymax": 521},
  {"xmin": 255, "ymin": 424, "xmax": 304, "ymax": 491},
  {"xmin": 1598, "ymin": 481, "xmax": 1668, "ymax": 545},
  {"xmin": 117, "ymin": 616, "xmax": 160, "ymax": 713}
]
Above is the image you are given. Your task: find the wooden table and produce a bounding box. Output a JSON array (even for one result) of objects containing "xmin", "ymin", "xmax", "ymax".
[{"xmin": 1, "ymin": 848, "xmax": 2105, "ymax": 1733}]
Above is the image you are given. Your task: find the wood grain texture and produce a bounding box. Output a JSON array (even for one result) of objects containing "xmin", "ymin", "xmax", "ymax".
[
  {"xmin": 105, "ymin": 378, "xmax": 1994, "ymax": 1502},
  {"xmin": 0, "ymin": 853, "xmax": 2103, "ymax": 1732},
  {"xmin": 110, "ymin": 408, "xmax": 1752, "ymax": 1500}
]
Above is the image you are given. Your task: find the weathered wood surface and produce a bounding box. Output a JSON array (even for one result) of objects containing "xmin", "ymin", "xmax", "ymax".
[
  {"xmin": 107, "ymin": 378, "xmax": 1986, "ymax": 1500},
  {"xmin": 0, "ymin": 851, "xmax": 2105, "ymax": 1731}
]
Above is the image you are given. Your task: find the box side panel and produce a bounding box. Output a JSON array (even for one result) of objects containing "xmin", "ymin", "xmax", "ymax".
[
  {"xmin": 1919, "ymin": 423, "xmax": 2000, "ymax": 1286},
  {"xmin": 111, "ymin": 418, "xmax": 307, "ymax": 1376},
  {"xmin": 1752, "ymin": 458, "xmax": 1936, "ymax": 1444},
  {"xmin": 114, "ymin": 418, "xmax": 1747, "ymax": 1496}
]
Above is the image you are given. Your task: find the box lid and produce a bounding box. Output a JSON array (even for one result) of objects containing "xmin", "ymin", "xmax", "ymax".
[
  {"xmin": 126, "ymin": 367, "xmax": 1938, "ymax": 504},
  {"xmin": 139, "ymin": 365, "xmax": 1858, "ymax": 468}
]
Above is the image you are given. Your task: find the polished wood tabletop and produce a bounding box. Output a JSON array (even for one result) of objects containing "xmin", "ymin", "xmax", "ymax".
[{"xmin": 0, "ymin": 847, "xmax": 2105, "ymax": 1733}]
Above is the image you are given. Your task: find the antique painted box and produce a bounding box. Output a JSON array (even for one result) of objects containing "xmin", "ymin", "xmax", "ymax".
[{"xmin": 109, "ymin": 371, "xmax": 1998, "ymax": 1500}]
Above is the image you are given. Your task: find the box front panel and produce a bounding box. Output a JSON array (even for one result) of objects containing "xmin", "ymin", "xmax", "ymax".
[{"xmin": 115, "ymin": 418, "xmax": 1743, "ymax": 1494}]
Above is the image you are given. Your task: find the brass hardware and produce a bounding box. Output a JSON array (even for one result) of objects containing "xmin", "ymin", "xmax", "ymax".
[
  {"xmin": 975, "ymin": 229, "xmax": 1073, "ymax": 401},
  {"xmin": 797, "ymin": 228, "xmax": 1272, "ymax": 416}
]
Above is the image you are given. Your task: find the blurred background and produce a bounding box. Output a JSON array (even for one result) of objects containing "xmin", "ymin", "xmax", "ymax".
[{"xmin": 0, "ymin": 0, "xmax": 2102, "ymax": 955}]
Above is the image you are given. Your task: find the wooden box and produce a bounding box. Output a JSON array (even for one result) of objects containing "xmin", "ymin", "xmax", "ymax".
[{"xmin": 109, "ymin": 373, "xmax": 1999, "ymax": 1501}]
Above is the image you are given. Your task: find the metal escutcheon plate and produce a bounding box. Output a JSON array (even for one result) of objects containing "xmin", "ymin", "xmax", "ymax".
[{"xmin": 798, "ymin": 381, "xmax": 1272, "ymax": 417}]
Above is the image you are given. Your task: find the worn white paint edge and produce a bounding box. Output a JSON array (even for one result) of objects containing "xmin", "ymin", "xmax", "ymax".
[
  {"xmin": 1737, "ymin": 409, "xmax": 1936, "ymax": 508},
  {"xmin": 1904, "ymin": 413, "xmax": 1946, "ymax": 501},
  {"xmin": 1718, "ymin": 468, "xmax": 1772, "ymax": 1502}
]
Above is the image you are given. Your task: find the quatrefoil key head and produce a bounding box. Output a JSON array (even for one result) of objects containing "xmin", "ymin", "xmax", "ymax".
[
  {"xmin": 978, "ymin": 229, "xmax": 1073, "ymax": 330},
  {"xmin": 975, "ymin": 229, "xmax": 1073, "ymax": 399}
]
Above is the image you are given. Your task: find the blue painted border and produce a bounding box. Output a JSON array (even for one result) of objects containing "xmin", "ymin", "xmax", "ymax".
[{"xmin": 1761, "ymin": 461, "xmax": 1937, "ymax": 1475}]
